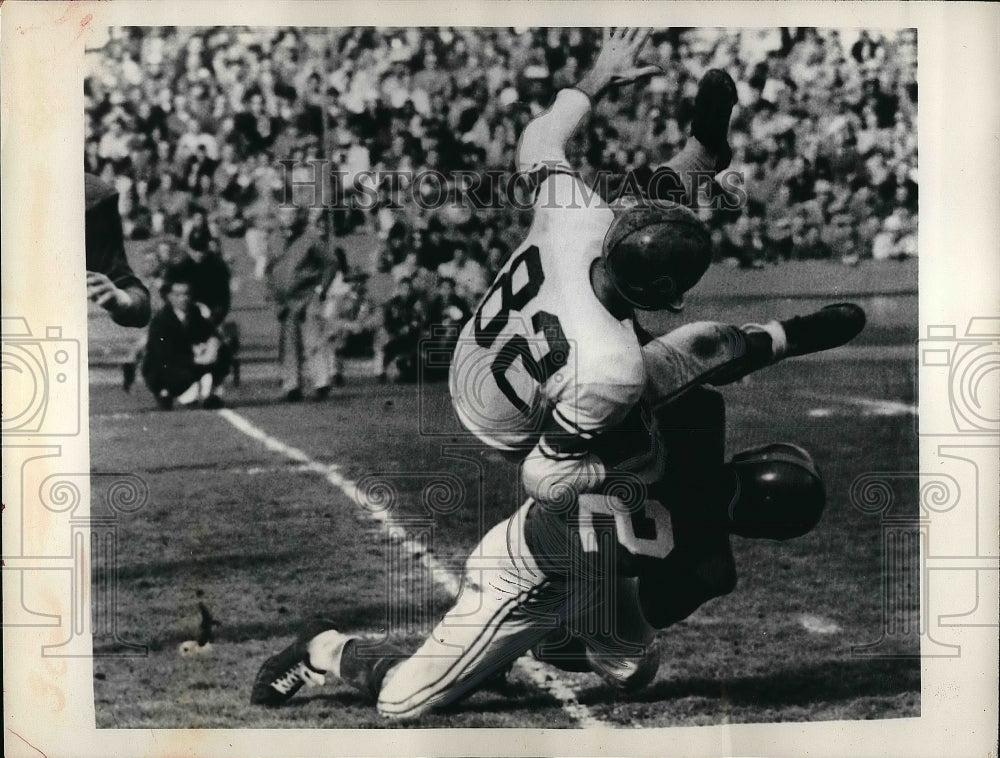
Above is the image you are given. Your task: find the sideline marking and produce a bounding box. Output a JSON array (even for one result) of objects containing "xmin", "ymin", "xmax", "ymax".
[{"xmin": 216, "ymin": 407, "xmax": 605, "ymax": 727}]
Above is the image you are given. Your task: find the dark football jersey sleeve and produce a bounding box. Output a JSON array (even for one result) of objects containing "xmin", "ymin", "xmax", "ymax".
[{"xmin": 85, "ymin": 173, "xmax": 151, "ymax": 327}]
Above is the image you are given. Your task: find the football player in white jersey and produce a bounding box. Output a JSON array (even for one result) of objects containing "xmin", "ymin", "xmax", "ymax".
[
  {"xmin": 448, "ymin": 29, "xmax": 726, "ymax": 505},
  {"xmin": 251, "ymin": 29, "xmax": 867, "ymax": 717}
]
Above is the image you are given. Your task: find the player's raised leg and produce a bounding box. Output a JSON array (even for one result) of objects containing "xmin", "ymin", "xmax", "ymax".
[
  {"xmin": 640, "ymin": 303, "xmax": 867, "ymax": 404},
  {"xmin": 644, "ymin": 68, "xmax": 738, "ymax": 207}
]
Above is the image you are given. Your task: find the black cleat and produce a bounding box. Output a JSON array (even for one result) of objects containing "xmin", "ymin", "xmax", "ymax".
[
  {"xmin": 782, "ymin": 303, "xmax": 867, "ymax": 358},
  {"xmin": 202, "ymin": 394, "xmax": 225, "ymax": 410},
  {"xmin": 250, "ymin": 619, "xmax": 337, "ymax": 707},
  {"xmin": 284, "ymin": 388, "xmax": 304, "ymax": 403},
  {"xmin": 691, "ymin": 69, "xmax": 738, "ymax": 171}
]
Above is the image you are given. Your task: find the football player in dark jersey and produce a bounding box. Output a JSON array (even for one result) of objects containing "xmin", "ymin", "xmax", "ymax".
[{"xmin": 85, "ymin": 173, "xmax": 151, "ymax": 327}]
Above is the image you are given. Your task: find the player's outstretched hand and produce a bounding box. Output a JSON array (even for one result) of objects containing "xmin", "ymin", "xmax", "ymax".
[{"xmin": 577, "ymin": 28, "xmax": 661, "ymax": 100}]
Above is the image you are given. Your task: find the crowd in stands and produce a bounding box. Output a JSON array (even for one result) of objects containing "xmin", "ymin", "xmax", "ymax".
[{"xmin": 86, "ymin": 26, "xmax": 918, "ymax": 396}]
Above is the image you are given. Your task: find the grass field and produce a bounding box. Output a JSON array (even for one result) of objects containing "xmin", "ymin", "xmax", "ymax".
[{"xmin": 88, "ymin": 241, "xmax": 920, "ymax": 729}]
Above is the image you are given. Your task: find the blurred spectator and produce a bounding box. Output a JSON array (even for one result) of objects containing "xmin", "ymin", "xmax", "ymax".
[
  {"xmin": 318, "ymin": 269, "xmax": 380, "ymax": 387},
  {"xmin": 422, "ymin": 275, "xmax": 472, "ymax": 381},
  {"xmin": 122, "ymin": 236, "xmax": 188, "ymax": 391},
  {"xmin": 436, "ymin": 240, "xmax": 488, "ymax": 308},
  {"xmin": 850, "ymin": 30, "xmax": 881, "ymax": 65},
  {"xmin": 142, "ymin": 275, "xmax": 231, "ymax": 410},
  {"xmin": 233, "ymin": 91, "xmax": 281, "ymax": 156},
  {"xmin": 390, "ymin": 250, "xmax": 437, "ymax": 294},
  {"xmin": 300, "ymin": 246, "xmax": 349, "ymax": 396},
  {"xmin": 795, "ymin": 225, "xmax": 833, "ymax": 260},
  {"xmin": 428, "ymin": 275, "xmax": 471, "ymax": 329},
  {"xmin": 172, "ymin": 233, "xmax": 240, "ymax": 385},
  {"xmin": 376, "ymin": 276, "xmax": 428, "ymax": 383},
  {"xmin": 265, "ymin": 206, "xmax": 340, "ymax": 401},
  {"xmin": 98, "ymin": 118, "xmax": 133, "ymax": 166},
  {"xmin": 872, "ymin": 208, "xmax": 917, "ymax": 261},
  {"xmin": 243, "ymin": 195, "xmax": 274, "ymax": 279}
]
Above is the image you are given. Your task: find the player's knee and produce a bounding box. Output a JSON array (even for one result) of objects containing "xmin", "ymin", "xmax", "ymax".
[
  {"xmin": 728, "ymin": 443, "xmax": 825, "ymax": 540},
  {"xmin": 375, "ymin": 660, "xmax": 438, "ymax": 720}
]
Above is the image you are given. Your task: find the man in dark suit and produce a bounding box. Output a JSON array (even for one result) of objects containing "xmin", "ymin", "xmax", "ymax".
[
  {"xmin": 142, "ymin": 275, "xmax": 230, "ymax": 410},
  {"xmin": 170, "ymin": 235, "xmax": 239, "ymax": 386},
  {"xmin": 85, "ymin": 173, "xmax": 151, "ymax": 327}
]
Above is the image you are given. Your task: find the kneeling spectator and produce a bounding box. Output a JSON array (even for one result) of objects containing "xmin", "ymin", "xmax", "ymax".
[{"xmin": 142, "ymin": 276, "xmax": 230, "ymax": 410}]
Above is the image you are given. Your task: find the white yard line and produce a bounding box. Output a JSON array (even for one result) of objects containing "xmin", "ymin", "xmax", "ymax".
[{"xmin": 216, "ymin": 407, "xmax": 605, "ymax": 728}]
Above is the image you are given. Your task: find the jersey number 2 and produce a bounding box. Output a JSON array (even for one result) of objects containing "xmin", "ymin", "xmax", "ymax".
[
  {"xmin": 577, "ymin": 495, "xmax": 671, "ymax": 559},
  {"xmin": 473, "ymin": 245, "xmax": 569, "ymax": 412}
]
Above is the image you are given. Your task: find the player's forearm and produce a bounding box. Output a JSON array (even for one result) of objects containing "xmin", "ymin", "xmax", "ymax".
[
  {"xmin": 516, "ymin": 88, "xmax": 592, "ymax": 172},
  {"xmin": 108, "ymin": 284, "xmax": 152, "ymax": 327},
  {"xmin": 573, "ymin": 69, "xmax": 612, "ymax": 102},
  {"xmin": 520, "ymin": 424, "xmax": 611, "ymax": 505},
  {"xmin": 521, "ymin": 445, "xmax": 607, "ymax": 506},
  {"xmin": 529, "ymin": 56, "xmax": 615, "ymax": 155}
]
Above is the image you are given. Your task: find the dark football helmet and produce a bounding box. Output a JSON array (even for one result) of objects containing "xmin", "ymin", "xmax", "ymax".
[{"xmin": 602, "ymin": 201, "xmax": 712, "ymax": 312}]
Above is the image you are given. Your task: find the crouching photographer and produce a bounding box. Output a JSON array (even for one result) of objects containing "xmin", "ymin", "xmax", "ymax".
[{"xmin": 141, "ymin": 274, "xmax": 232, "ymax": 410}]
